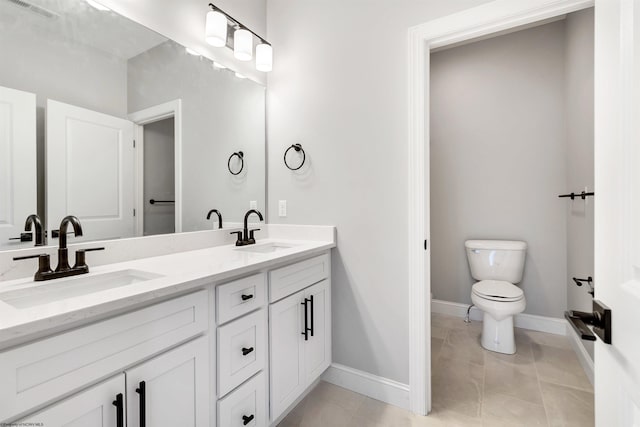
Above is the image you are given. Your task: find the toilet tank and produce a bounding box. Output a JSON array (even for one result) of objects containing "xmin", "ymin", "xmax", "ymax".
[{"xmin": 465, "ymin": 240, "xmax": 527, "ymax": 283}]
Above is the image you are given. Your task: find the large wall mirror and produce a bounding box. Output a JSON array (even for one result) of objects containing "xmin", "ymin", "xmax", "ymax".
[{"xmin": 0, "ymin": 0, "xmax": 266, "ymax": 251}]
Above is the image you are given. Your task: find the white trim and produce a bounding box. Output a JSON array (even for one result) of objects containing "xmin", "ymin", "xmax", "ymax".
[
  {"xmin": 431, "ymin": 299, "xmax": 567, "ymax": 335},
  {"xmin": 566, "ymin": 323, "xmax": 594, "ymax": 385},
  {"xmin": 408, "ymin": 0, "xmax": 594, "ymax": 414},
  {"xmin": 129, "ymin": 100, "xmax": 183, "ymax": 234},
  {"xmin": 322, "ymin": 363, "xmax": 410, "ymax": 410}
]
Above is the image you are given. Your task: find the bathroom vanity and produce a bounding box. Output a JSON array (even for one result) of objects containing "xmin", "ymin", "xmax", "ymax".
[{"xmin": 0, "ymin": 229, "xmax": 335, "ymax": 426}]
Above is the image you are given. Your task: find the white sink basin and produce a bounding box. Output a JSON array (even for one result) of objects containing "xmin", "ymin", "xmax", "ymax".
[
  {"xmin": 235, "ymin": 242, "xmax": 295, "ymax": 254},
  {"xmin": 0, "ymin": 269, "xmax": 163, "ymax": 309}
]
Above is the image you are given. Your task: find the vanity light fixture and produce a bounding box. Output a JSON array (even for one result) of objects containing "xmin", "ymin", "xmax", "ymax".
[
  {"xmin": 256, "ymin": 43, "xmax": 273, "ymax": 72},
  {"xmin": 205, "ymin": 3, "xmax": 272, "ymax": 72},
  {"xmin": 186, "ymin": 47, "xmax": 201, "ymax": 56},
  {"xmin": 235, "ymin": 72, "xmax": 246, "ymax": 79},
  {"xmin": 234, "ymin": 28, "xmax": 253, "ymax": 61},
  {"xmin": 213, "ymin": 61, "xmax": 227, "ymax": 69},
  {"xmin": 86, "ymin": 0, "xmax": 110, "ymax": 11},
  {"xmin": 205, "ymin": 8, "xmax": 227, "ymax": 47}
]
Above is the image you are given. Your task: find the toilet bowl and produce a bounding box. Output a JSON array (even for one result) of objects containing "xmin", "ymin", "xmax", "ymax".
[
  {"xmin": 471, "ymin": 280, "xmax": 525, "ymax": 354},
  {"xmin": 465, "ymin": 240, "xmax": 527, "ymax": 354}
]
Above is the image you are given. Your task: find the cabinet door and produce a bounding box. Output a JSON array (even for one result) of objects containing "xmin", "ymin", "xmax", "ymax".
[
  {"xmin": 17, "ymin": 374, "xmax": 125, "ymax": 427},
  {"xmin": 126, "ymin": 336, "xmax": 209, "ymax": 427},
  {"xmin": 269, "ymin": 290, "xmax": 306, "ymax": 421},
  {"xmin": 304, "ymin": 280, "xmax": 332, "ymax": 383}
]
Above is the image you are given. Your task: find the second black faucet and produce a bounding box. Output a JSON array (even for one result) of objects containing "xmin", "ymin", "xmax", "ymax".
[{"xmin": 231, "ymin": 209, "xmax": 264, "ymax": 246}]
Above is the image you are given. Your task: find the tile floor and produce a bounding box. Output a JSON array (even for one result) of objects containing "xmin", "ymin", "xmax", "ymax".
[{"xmin": 278, "ymin": 313, "xmax": 594, "ymax": 427}]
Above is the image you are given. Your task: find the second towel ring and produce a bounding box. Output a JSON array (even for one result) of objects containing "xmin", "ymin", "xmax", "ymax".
[
  {"xmin": 284, "ymin": 144, "xmax": 306, "ymax": 171},
  {"xmin": 228, "ymin": 151, "xmax": 244, "ymax": 175}
]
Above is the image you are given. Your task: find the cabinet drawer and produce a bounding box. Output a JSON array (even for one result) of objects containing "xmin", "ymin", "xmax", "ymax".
[
  {"xmin": 0, "ymin": 290, "xmax": 208, "ymax": 422},
  {"xmin": 217, "ymin": 273, "xmax": 266, "ymax": 325},
  {"xmin": 218, "ymin": 372, "xmax": 267, "ymax": 427},
  {"xmin": 269, "ymin": 253, "xmax": 330, "ymax": 302},
  {"xmin": 218, "ymin": 309, "xmax": 266, "ymax": 396}
]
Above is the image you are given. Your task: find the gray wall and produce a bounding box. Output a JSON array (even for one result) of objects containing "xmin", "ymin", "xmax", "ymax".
[
  {"xmin": 266, "ymin": 0, "xmax": 492, "ymax": 384},
  {"xmin": 144, "ymin": 118, "xmax": 176, "ymax": 236},
  {"xmin": 127, "ymin": 42, "xmax": 266, "ymax": 230},
  {"xmin": 430, "ymin": 21, "xmax": 568, "ymax": 318},
  {"xmin": 565, "ymin": 9, "xmax": 595, "ymax": 359}
]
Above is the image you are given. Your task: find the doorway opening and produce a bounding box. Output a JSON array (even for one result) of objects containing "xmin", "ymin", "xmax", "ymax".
[
  {"xmin": 129, "ymin": 99, "xmax": 183, "ymax": 237},
  {"xmin": 142, "ymin": 117, "xmax": 175, "ymax": 236}
]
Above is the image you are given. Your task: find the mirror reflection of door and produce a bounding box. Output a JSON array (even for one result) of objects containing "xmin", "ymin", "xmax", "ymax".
[
  {"xmin": 0, "ymin": 86, "xmax": 36, "ymax": 249},
  {"xmin": 46, "ymin": 99, "xmax": 135, "ymax": 243},
  {"xmin": 143, "ymin": 118, "xmax": 175, "ymax": 236}
]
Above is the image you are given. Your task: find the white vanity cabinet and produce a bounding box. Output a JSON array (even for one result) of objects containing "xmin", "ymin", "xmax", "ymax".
[
  {"xmin": 1, "ymin": 290, "xmax": 209, "ymax": 425},
  {"xmin": 269, "ymin": 254, "xmax": 331, "ymax": 421},
  {"xmin": 17, "ymin": 374, "xmax": 125, "ymax": 427},
  {"xmin": 125, "ymin": 336, "xmax": 209, "ymax": 427},
  {"xmin": 0, "ymin": 248, "xmax": 334, "ymax": 427},
  {"xmin": 16, "ymin": 337, "xmax": 209, "ymax": 427}
]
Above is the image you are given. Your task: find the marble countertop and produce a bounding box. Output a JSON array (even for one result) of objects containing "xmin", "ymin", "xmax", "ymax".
[{"xmin": 0, "ymin": 237, "xmax": 335, "ymax": 347}]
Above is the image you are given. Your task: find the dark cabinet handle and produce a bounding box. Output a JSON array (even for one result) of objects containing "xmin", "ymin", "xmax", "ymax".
[
  {"xmin": 309, "ymin": 294, "xmax": 314, "ymax": 337},
  {"xmin": 242, "ymin": 347, "xmax": 254, "ymax": 356},
  {"xmin": 112, "ymin": 393, "xmax": 124, "ymax": 427},
  {"xmin": 241, "ymin": 294, "xmax": 254, "ymax": 301},
  {"xmin": 242, "ymin": 414, "xmax": 255, "ymax": 425},
  {"xmin": 301, "ymin": 297, "xmax": 312, "ymax": 341},
  {"xmin": 136, "ymin": 381, "xmax": 146, "ymax": 427}
]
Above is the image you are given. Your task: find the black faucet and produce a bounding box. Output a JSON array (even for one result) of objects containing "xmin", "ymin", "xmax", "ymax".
[
  {"xmin": 13, "ymin": 215, "xmax": 104, "ymax": 281},
  {"xmin": 206, "ymin": 209, "xmax": 223, "ymax": 229},
  {"xmin": 24, "ymin": 214, "xmax": 44, "ymax": 246},
  {"xmin": 231, "ymin": 209, "xmax": 264, "ymax": 246},
  {"xmin": 56, "ymin": 215, "xmax": 84, "ymax": 271}
]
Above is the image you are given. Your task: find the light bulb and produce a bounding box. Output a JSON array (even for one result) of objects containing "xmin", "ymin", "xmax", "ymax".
[
  {"xmin": 234, "ymin": 29, "xmax": 253, "ymax": 61},
  {"xmin": 256, "ymin": 43, "xmax": 272, "ymax": 72},
  {"xmin": 185, "ymin": 47, "xmax": 201, "ymax": 56},
  {"xmin": 86, "ymin": 0, "xmax": 110, "ymax": 11},
  {"xmin": 235, "ymin": 72, "xmax": 246, "ymax": 79},
  {"xmin": 213, "ymin": 62, "xmax": 227, "ymax": 70},
  {"xmin": 206, "ymin": 10, "xmax": 227, "ymax": 47}
]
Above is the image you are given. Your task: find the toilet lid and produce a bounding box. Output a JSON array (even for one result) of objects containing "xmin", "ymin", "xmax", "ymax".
[{"xmin": 472, "ymin": 280, "xmax": 524, "ymax": 302}]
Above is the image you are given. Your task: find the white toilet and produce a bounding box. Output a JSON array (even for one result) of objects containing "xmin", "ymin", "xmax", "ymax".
[{"xmin": 465, "ymin": 240, "xmax": 527, "ymax": 354}]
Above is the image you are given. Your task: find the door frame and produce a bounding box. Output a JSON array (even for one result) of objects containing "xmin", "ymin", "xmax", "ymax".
[
  {"xmin": 129, "ymin": 100, "xmax": 183, "ymax": 235},
  {"xmin": 407, "ymin": 0, "xmax": 594, "ymax": 415}
]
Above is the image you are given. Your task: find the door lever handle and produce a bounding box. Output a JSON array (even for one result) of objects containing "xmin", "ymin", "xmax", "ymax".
[{"xmin": 564, "ymin": 300, "xmax": 611, "ymax": 344}]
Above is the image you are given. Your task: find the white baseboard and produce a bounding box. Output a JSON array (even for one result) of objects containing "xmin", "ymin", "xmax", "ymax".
[
  {"xmin": 322, "ymin": 363, "xmax": 410, "ymax": 410},
  {"xmin": 431, "ymin": 299, "xmax": 567, "ymax": 335},
  {"xmin": 566, "ymin": 323, "xmax": 594, "ymax": 385}
]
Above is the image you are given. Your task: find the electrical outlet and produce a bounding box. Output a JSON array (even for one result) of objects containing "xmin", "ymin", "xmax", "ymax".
[
  {"xmin": 249, "ymin": 200, "xmax": 257, "ymax": 209},
  {"xmin": 279, "ymin": 200, "xmax": 287, "ymax": 217}
]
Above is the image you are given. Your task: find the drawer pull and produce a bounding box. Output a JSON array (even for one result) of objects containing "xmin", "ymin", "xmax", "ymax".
[
  {"xmin": 135, "ymin": 381, "xmax": 146, "ymax": 427},
  {"xmin": 243, "ymin": 414, "xmax": 255, "ymax": 425},
  {"xmin": 242, "ymin": 347, "xmax": 255, "ymax": 356},
  {"xmin": 241, "ymin": 294, "xmax": 254, "ymax": 301},
  {"xmin": 112, "ymin": 393, "xmax": 124, "ymax": 427}
]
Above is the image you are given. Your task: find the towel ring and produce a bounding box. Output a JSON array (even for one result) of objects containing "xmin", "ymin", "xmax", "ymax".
[
  {"xmin": 284, "ymin": 144, "xmax": 306, "ymax": 171},
  {"xmin": 227, "ymin": 151, "xmax": 244, "ymax": 175}
]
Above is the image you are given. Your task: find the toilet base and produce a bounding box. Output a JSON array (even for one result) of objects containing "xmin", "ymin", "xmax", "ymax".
[{"xmin": 481, "ymin": 313, "xmax": 516, "ymax": 354}]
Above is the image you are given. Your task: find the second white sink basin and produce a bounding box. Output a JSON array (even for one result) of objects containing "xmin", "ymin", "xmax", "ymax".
[
  {"xmin": 235, "ymin": 242, "xmax": 295, "ymax": 254},
  {"xmin": 0, "ymin": 269, "xmax": 163, "ymax": 309}
]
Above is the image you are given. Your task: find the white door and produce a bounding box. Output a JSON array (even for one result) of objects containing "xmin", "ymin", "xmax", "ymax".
[
  {"xmin": 47, "ymin": 99, "xmax": 135, "ymax": 242},
  {"xmin": 269, "ymin": 290, "xmax": 306, "ymax": 421},
  {"xmin": 0, "ymin": 86, "xmax": 36, "ymax": 249},
  {"xmin": 304, "ymin": 280, "xmax": 331, "ymax": 383},
  {"xmin": 593, "ymin": 0, "xmax": 640, "ymax": 425},
  {"xmin": 17, "ymin": 374, "xmax": 125, "ymax": 427},
  {"xmin": 125, "ymin": 337, "xmax": 209, "ymax": 427}
]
